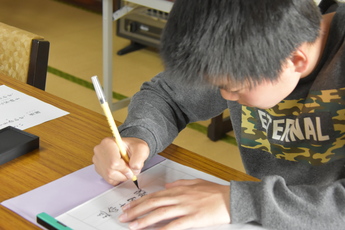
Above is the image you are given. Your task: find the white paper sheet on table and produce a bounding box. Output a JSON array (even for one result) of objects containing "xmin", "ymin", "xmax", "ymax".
[
  {"xmin": 1, "ymin": 155, "xmax": 165, "ymax": 228},
  {"xmin": 57, "ymin": 160, "xmax": 265, "ymax": 230},
  {"xmin": 0, "ymin": 85, "xmax": 69, "ymax": 130}
]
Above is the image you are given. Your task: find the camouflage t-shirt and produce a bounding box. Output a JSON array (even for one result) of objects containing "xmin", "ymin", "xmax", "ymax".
[{"xmin": 237, "ymin": 6, "xmax": 345, "ymax": 166}]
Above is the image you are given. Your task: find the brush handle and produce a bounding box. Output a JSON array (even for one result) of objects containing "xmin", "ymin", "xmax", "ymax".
[{"xmin": 101, "ymin": 102, "xmax": 137, "ymax": 181}]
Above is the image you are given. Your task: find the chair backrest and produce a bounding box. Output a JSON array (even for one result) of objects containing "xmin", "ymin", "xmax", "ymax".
[
  {"xmin": 0, "ymin": 22, "xmax": 49, "ymax": 90},
  {"xmin": 318, "ymin": 0, "xmax": 338, "ymax": 14}
]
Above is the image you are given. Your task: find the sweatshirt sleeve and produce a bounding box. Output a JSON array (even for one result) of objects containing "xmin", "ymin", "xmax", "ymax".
[
  {"xmin": 119, "ymin": 72, "xmax": 228, "ymax": 158},
  {"xmin": 230, "ymin": 175, "xmax": 345, "ymax": 229}
]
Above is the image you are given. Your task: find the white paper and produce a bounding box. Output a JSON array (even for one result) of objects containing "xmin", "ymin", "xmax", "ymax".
[
  {"xmin": 1, "ymin": 156, "xmax": 165, "ymax": 228},
  {"xmin": 57, "ymin": 161, "xmax": 264, "ymax": 230},
  {"xmin": 0, "ymin": 85, "xmax": 69, "ymax": 130}
]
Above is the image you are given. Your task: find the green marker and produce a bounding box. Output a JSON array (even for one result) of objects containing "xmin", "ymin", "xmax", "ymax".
[{"xmin": 36, "ymin": 212, "xmax": 72, "ymax": 230}]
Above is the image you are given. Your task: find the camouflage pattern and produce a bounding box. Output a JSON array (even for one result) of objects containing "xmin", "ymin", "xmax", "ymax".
[{"xmin": 241, "ymin": 88, "xmax": 345, "ymax": 165}]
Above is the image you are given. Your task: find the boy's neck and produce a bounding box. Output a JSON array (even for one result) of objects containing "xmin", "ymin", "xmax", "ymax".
[{"xmin": 300, "ymin": 12, "xmax": 335, "ymax": 78}]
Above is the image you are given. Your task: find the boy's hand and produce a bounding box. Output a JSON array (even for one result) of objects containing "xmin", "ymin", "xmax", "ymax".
[
  {"xmin": 119, "ymin": 179, "xmax": 231, "ymax": 230},
  {"xmin": 93, "ymin": 137, "xmax": 150, "ymax": 185}
]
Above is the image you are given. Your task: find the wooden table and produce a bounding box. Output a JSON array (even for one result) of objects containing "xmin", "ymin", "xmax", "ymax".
[{"xmin": 0, "ymin": 74, "xmax": 259, "ymax": 229}]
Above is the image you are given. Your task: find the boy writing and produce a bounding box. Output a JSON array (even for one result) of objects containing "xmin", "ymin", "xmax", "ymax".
[{"xmin": 93, "ymin": 0, "xmax": 345, "ymax": 229}]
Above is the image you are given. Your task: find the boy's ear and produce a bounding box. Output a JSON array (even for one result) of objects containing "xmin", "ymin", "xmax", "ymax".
[{"xmin": 290, "ymin": 49, "xmax": 308, "ymax": 74}]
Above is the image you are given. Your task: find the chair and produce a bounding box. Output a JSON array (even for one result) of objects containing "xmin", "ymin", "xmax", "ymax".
[
  {"xmin": 0, "ymin": 22, "xmax": 50, "ymax": 90},
  {"xmin": 319, "ymin": 0, "xmax": 338, "ymax": 14},
  {"xmin": 207, "ymin": 112, "xmax": 233, "ymax": 141},
  {"xmin": 206, "ymin": 0, "xmax": 338, "ymax": 142}
]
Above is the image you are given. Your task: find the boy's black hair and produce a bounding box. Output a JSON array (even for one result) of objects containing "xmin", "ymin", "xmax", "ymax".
[{"xmin": 160, "ymin": 0, "xmax": 322, "ymax": 88}]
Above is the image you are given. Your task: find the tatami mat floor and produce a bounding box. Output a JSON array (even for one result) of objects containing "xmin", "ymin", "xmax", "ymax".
[{"xmin": 0, "ymin": 0, "xmax": 245, "ymax": 173}]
